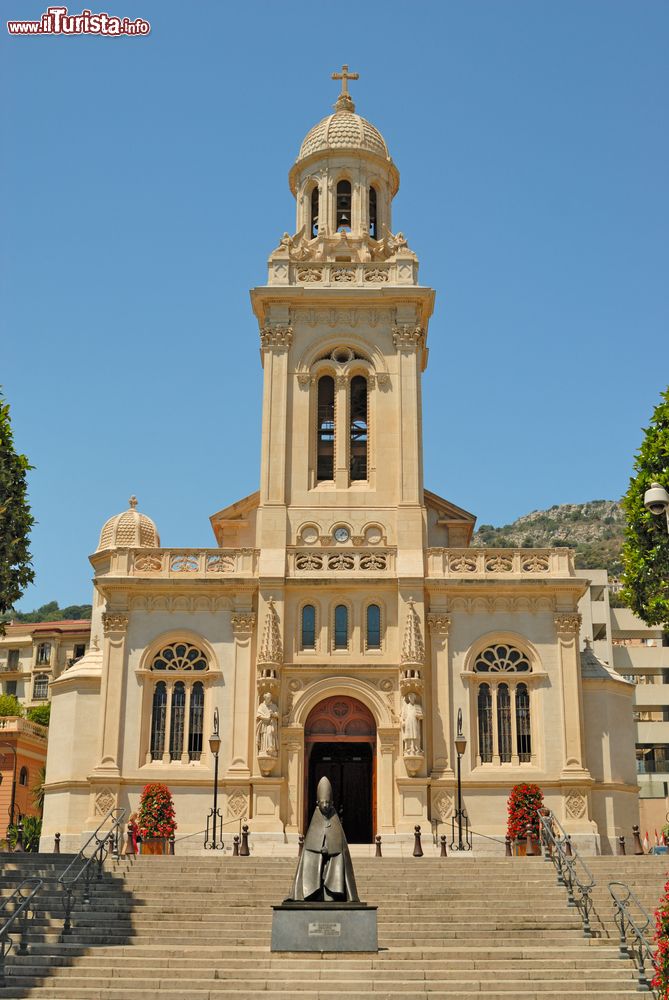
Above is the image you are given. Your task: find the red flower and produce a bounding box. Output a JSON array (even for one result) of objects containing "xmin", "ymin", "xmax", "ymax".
[
  {"xmin": 137, "ymin": 783, "xmax": 177, "ymax": 839},
  {"xmin": 507, "ymin": 783, "xmax": 543, "ymax": 841}
]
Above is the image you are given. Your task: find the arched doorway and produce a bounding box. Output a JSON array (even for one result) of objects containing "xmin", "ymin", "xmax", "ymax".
[{"xmin": 305, "ymin": 696, "xmax": 376, "ymax": 843}]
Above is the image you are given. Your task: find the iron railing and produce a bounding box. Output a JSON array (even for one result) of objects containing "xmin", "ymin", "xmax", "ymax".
[
  {"xmin": 609, "ymin": 880, "xmax": 657, "ymax": 994},
  {"xmin": 58, "ymin": 806, "xmax": 125, "ymax": 936},
  {"xmin": 0, "ymin": 877, "xmax": 42, "ymax": 986},
  {"xmin": 537, "ymin": 809, "xmax": 596, "ymax": 937}
]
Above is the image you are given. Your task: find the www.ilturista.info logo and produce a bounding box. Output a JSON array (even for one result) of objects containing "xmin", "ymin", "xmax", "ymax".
[{"xmin": 7, "ymin": 6, "xmax": 150, "ymax": 35}]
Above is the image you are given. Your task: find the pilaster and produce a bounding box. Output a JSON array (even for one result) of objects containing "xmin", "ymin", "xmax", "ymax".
[
  {"xmin": 93, "ymin": 612, "xmax": 129, "ymax": 777},
  {"xmin": 427, "ymin": 612, "xmax": 453, "ymax": 777},
  {"xmin": 554, "ymin": 613, "xmax": 591, "ymax": 779},
  {"xmin": 225, "ymin": 610, "xmax": 256, "ymax": 779}
]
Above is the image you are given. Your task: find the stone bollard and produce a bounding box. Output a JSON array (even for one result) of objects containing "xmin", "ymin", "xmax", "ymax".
[
  {"xmin": 564, "ymin": 836, "xmax": 573, "ymax": 858},
  {"xmin": 375, "ymin": 835, "xmax": 382, "ymax": 858},
  {"xmin": 298, "ymin": 834, "xmax": 304, "ymax": 857},
  {"xmin": 633, "ymin": 825, "xmax": 644, "ymax": 856},
  {"xmin": 240, "ymin": 824, "xmax": 250, "ymax": 857},
  {"xmin": 232, "ymin": 835, "xmax": 240, "ymax": 857},
  {"xmin": 525, "ymin": 825, "xmax": 539, "ymax": 857},
  {"xmin": 617, "ymin": 835, "xmax": 626, "ymax": 856},
  {"xmin": 505, "ymin": 835, "xmax": 512, "ymax": 858},
  {"xmin": 169, "ymin": 833, "xmax": 175, "ymax": 856},
  {"xmin": 413, "ymin": 825, "xmax": 423, "ymax": 858},
  {"xmin": 54, "ymin": 833, "xmax": 61, "ymax": 855},
  {"xmin": 13, "ymin": 821, "xmax": 24, "ymax": 854},
  {"xmin": 440, "ymin": 835, "xmax": 447, "ymax": 858}
]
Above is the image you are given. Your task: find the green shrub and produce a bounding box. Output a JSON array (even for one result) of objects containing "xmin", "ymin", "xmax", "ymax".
[
  {"xmin": 0, "ymin": 695, "xmax": 23, "ymax": 717},
  {"xmin": 26, "ymin": 704, "xmax": 50, "ymax": 727}
]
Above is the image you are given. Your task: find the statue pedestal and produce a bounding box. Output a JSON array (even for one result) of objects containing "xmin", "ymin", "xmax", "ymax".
[{"xmin": 271, "ymin": 902, "xmax": 378, "ymax": 952}]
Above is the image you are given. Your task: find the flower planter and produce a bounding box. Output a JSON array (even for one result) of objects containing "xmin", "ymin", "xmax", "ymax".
[
  {"xmin": 140, "ymin": 837, "xmax": 168, "ymax": 856},
  {"xmin": 514, "ymin": 839, "xmax": 541, "ymax": 857}
]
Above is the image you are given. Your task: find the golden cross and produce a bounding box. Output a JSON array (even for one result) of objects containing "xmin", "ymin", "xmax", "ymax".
[{"xmin": 332, "ymin": 64, "xmax": 359, "ymax": 100}]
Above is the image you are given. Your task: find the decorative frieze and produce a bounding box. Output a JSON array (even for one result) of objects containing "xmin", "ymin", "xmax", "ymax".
[{"xmin": 102, "ymin": 613, "xmax": 129, "ymax": 635}]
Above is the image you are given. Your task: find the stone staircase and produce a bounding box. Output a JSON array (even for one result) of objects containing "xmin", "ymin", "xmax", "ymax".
[{"xmin": 0, "ymin": 853, "xmax": 666, "ymax": 999}]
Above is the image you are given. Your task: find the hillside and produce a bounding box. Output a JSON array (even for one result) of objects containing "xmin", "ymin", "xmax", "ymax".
[{"xmin": 471, "ymin": 499, "xmax": 625, "ymax": 577}]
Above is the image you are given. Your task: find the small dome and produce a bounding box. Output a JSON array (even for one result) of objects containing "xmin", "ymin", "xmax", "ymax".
[
  {"xmin": 297, "ymin": 110, "xmax": 389, "ymax": 162},
  {"xmin": 97, "ymin": 496, "xmax": 160, "ymax": 551}
]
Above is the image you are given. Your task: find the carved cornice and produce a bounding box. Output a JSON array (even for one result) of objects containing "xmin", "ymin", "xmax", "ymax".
[
  {"xmin": 260, "ymin": 324, "xmax": 293, "ymax": 352},
  {"xmin": 427, "ymin": 613, "xmax": 451, "ymax": 636},
  {"xmin": 392, "ymin": 324, "xmax": 424, "ymax": 353},
  {"xmin": 102, "ymin": 613, "xmax": 129, "ymax": 635},
  {"xmin": 231, "ymin": 613, "xmax": 256, "ymax": 637},
  {"xmin": 554, "ymin": 613, "xmax": 582, "ymax": 636}
]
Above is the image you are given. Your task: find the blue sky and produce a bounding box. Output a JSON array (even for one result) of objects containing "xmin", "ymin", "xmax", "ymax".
[{"xmin": 2, "ymin": 0, "xmax": 667, "ymax": 610}]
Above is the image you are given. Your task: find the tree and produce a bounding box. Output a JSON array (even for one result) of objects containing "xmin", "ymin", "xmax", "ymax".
[
  {"xmin": 26, "ymin": 703, "xmax": 50, "ymax": 727},
  {"xmin": 621, "ymin": 388, "xmax": 669, "ymax": 628},
  {"xmin": 0, "ymin": 391, "xmax": 34, "ymax": 632},
  {"xmin": 0, "ymin": 694, "xmax": 23, "ymax": 718}
]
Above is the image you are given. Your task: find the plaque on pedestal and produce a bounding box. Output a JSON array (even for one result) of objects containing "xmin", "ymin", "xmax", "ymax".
[{"xmin": 271, "ymin": 901, "xmax": 378, "ymax": 952}]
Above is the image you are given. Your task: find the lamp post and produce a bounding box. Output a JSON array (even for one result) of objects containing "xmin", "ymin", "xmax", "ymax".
[
  {"xmin": 204, "ymin": 709, "xmax": 223, "ymax": 850},
  {"xmin": 451, "ymin": 708, "xmax": 470, "ymax": 852}
]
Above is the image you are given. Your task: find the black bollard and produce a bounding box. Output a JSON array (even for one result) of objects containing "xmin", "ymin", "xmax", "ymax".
[
  {"xmin": 232, "ymin": 835, "xmax": 240, "ymax": 857},
  {"xmin": 505, "ymin": 835, "xmax": 512, "ymax": 858},
  {"xmin": 375, "ymin": 835, "xmax": 382, "ymax": 858},
  {"xmin": 413, "ymin": 825, "xmax": 423, "ymax": 858},
  {"xmin": 240, "ymin": 824, "xmax": 250, "ymax": 857},
  {"xmin": 54, "ymin": 833, "xmax": 61, "ymax": 855},
  {"xmin": 632, "ymin": 825, "xmax": 644, "ymax": 856},
  {"xmin": 440, "ymin": 834, "xmax": 447, "ymax": 858},
  {"xmin": 298, "ymin": 834, "xmax": 304, "ymax": 857},
  {"xmin": 617, "ymin": 835, "xmax": 626, "ymax": 856},
  {"xmin": 169, "ymin": 833, "xmax": 175, "ymax": 856},
  {"xmin": 564, "ymin": 836, "xmax": 573, "ymax": 858},
  {"xmin": 13, "ymin": 821, "xmax": 24, "ymax": 853}
]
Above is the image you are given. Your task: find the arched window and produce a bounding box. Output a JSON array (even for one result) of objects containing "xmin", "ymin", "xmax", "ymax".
[
  {"xmin": 349, "ymin": 376, "xmax": 368, "ymax": 481},
  {"xmin": 310, "ymin": 185, "xmax": 319, "ymax": 238},
  {"xmin": 366, "ymin": 605, "xmax": 381, "ymax": 649},
  {"xmin": 169, "ymin": 681, "xmax": 186, "ymax": 761},
  {"xmin": 150, "ymin": 681, "xmax": 167, "ymax": 761},
  {"xmin": 474, "ymin": 644, "xmax": 530, "ymax": 673},
  {"xmin": 334, "ymin": 605, "xmax": 349, "ymax": 650},
  {"xmin": 336, "ymin": 180, "xmax": 352, "ymax": 231},
  {"xmin": 477, "ymin": 684, "xmax": 493, "ymax": 763},
  {"xmin": 32, "ymin": 674, "xmax": 49, "ymax": 700},
  {"xmin": 497, "ymin": 683, "xmax": 512, "ymax": 763},
  {"xmin": 301, "ymin": 605, "xmax": 316, "ymax": 650},
  {"xmin": 151, "ymin": 643, "xmax": 208, "ymax": 671},
  {"xmin": 516, "ymin": 683, "xmax": 532, "ymax": 763},
  {"xmin": 369, "ymin": 186, "xmax": 378, "ymax": 238},
  {"xmin": 316, "ymin": 376, "xmax": 335, "ymax": 481},
  {"xmin": 19, "ymin": 767, "xmax": 28, "ymax": 787},
  {"xmin": 188, "ymin": 682, "xmax": 204, "ymax": 762}
]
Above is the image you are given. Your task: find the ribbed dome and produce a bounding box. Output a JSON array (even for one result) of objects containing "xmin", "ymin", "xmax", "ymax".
[
  {"xmin": 297, "ymin": 110, "xmax": 389, "ymax": 162},
  {"xmin": 97, "ymin": 496, "xmax": 160, "ymax": 551}
]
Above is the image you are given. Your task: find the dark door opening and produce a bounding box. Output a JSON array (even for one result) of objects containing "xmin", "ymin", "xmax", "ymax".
[{"xmin": 308, "ymin": 742, "xmax": 373, "ymax": 844}]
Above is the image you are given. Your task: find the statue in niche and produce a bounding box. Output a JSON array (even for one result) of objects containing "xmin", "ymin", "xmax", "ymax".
[
  {"xmin": 401, "ymin": 692, "xmax": 424, "ymax": 755},
  {"xmin": 287, "ymin": 776, "xmax": 359, "ymax": 902},
  {"xmin": 255, "ymin": 692, "xmax": 279, "ymax": 757}
]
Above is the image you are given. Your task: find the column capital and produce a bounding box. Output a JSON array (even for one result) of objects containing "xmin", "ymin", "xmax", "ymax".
[
  {"xmin": 427, "ymin": 612, "xmax": 451, "ymax": 636},
  {"xmin": 392, "ymin": 324, "xmax": 424, "ymax": 352},
  {"xmin": 554, "ymin": 612, "xmax": 582, "ymax": 637},
  {"xmin": 231, "ymin": 613, "xmax": 256, "ymax": 637},
  {"xmin": 260, "ymin": 324, "xmax": 293, "ymax": 352},
  {"xmin": 102, "ymin": 613, "xmax": 129, "ymax": 635}
]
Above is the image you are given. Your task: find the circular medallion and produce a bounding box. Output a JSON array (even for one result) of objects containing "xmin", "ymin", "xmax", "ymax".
[{"xmin": 333, "ymin": 526, "xmax": 350, "ymax": 543}]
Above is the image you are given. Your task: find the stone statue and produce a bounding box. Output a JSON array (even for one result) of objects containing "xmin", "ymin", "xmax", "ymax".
[
  {"xmin": 255, "ymin": 692, "xmax": 279, "ymax": 757},
  {"xmin": 401, "ymin": 692, "xmax": 423, "ymax": 754},
  {"xmin": 288, "ymin": 776, "xmax": 359, "ymax": 902}
]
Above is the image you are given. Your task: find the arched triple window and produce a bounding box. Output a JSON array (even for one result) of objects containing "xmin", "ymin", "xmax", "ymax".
[
  {"xmin": 349, "ymin": 376, "xmax": 368, "ymax": 481},
  {"xmin": 336, "ymin": 180, "xmax": 352, "ymax": 230},
  {"xmin": 369, "ymin": 186, "xmax": 378, "ymax": 238},
  {"xmin": 148, "ymin": 643, "xmax": 209, "ymax": 764},
  {"xmin": 310, "ymin": 185, "xmax": 319, "ymax": 238},
  {"xmin": 316, "ymin": 376, "xmax": 335, "ymax": 482},
  {"xmin": 366, "ymin": 604, "xmax": 381, "ymax": 649},
  {"xmin": 474, "ymin": 644, "xmax": 534, "ymax": 766},
  {"xmin": 334, "ymin": 605, "xmax": 349, "ymax": 651},
  {"xmin": 301, "ymin": 605, "xmax": 316, "ymax": 650}
]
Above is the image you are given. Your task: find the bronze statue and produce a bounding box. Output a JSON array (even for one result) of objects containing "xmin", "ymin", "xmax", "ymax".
[{"xmin": 288, "ymin": 776, "xmax": 359, "ymax": 902}]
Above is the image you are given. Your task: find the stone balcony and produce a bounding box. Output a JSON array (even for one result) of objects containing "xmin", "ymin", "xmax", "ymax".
[
  {"xmin": 0, "ymin": 716, "xmax": 48, "ymax": 741},
  {"xmin": 98, "ymin": 547, "xmax": 259, "ymax": 580},
  {"xmin": 288, "ymin": 547, "xmax": 395, "ymax": 577},
  {"xmin": 426, "ymin": 547, "xmax": 575, "ymax": 579},
  {"xmin": 268, "ymin": 258, "xmax": 419, "ymax": 288}
]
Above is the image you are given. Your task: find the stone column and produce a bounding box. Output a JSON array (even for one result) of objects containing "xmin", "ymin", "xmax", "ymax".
[
  {"xmin": 427, "ymin": 613, "xmax": 452, "ymax": 778},
  {"xmin": 377, "ymin": 726, "xmax": 397, "ymax": 834},
  {"xmin": 225, "ymin": 611, "xmax": 256, "ymax": 778},
  {"xmin": 554, "ymin": 613, "xmax": 590, "ymax": 777},
  {"xmin": 283, "ymin": 726, "xmax": 304, "ymax": 834},
  {"xmin": 392, "ymin": 324, "xmax": 423, "ymax": 506},
  {"xmin": 335, "ymin": 374, "xmax": 349, "ymax": 489},
  {"xmin": 258, "ymin": 325, "xmax": 292, "ymax": 506},
  {"xmin": 94, "ymin": 612, "xmax": 129, "ymax": 776}
]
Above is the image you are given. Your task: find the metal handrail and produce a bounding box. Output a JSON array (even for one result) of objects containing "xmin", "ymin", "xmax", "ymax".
[
  {"xmin": 58, "ymin": 806, "xmax": 125, "ymax": 936},
  {"xmin": 609, "ymin": 880, "xmax": 657, "ymax": 994},
  {"xmin": 0, "ymin": 877, "xmax": 42, "ymax": 986},
  {"xmin": 537, "ymin": 809, "xmax": 596, "ymax": 937}
]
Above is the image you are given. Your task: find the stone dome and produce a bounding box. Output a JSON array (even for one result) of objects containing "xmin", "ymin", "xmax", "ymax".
[
  {"xmin": 97, "ymin": 496, "xmax": 160, "ymax": 551},
  {"xmin": 297, "ymin": 109, "xmax": 390, "ymax": 163}
]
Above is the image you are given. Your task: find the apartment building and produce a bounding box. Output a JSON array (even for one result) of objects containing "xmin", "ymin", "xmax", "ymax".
[{"xmin": 0, "ymin": 620, "xmax": 90, "ymax": 709}]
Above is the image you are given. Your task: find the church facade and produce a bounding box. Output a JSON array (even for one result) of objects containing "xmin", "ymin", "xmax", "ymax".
[{"xmin": 42, "ymin": 71, "xmax": 638, "ymax": 854}]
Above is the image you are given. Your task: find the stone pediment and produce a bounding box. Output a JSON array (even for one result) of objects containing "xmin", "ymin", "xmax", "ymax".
[
  {"xmin": 209, "ymin": 491, "xmax": 260, "ymax": 548},
  {"xmin": 424, "ymin": 489, "xmax": 476, "ymax": 548}
]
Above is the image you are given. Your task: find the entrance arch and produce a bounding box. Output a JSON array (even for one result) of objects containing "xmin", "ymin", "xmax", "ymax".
[{"xmin": 305, "ymin": 696, "xmax": 376, "ymax": 844}]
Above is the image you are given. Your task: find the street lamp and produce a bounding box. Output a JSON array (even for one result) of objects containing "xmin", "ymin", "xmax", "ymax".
[
  {"xmin": 204, "ymin": 709, "xmax": 223, "ymax": 850},
  {"xmin": 644, "ymin": 482, "xmax": 669, "ymax": 531},
  {"xmin": 451, "ymin": 708, "xmax": 471, "ymax": 852}
]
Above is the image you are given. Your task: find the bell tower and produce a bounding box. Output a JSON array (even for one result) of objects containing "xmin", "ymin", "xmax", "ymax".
[{"xmin": 250, "ymin": 68, "xmax": 435, "ymax": 578}]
